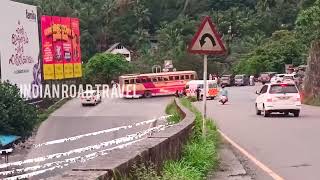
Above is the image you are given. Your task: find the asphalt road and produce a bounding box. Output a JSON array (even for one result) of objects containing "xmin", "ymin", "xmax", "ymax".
[
  {"xmin": 5, "ymin": 96, "xmax": 171, "ymax": 179},
  {"xmin": 195, "ymin": 85, "xmax": 320, "ymax": 180}
]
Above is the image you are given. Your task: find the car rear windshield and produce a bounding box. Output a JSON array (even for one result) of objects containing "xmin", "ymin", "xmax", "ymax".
[
  {"xmin": 260, "ymin": 73, "xmax": 269, "ymax": 77},
  {"xmin": 221, "ymin": 77, "xmax": 229, "ymax": 80},
  {"xmin": 235, "ymin": 75, "xmax": 243, "ymax": 79},
  {"xmin": 269, "ymin": 85, "xmax": 298, "ymax": 94}
]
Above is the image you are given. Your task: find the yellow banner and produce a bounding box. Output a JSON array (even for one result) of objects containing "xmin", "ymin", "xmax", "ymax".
[
  {"xmin": 73, "ymin": 63, "xmax": 82, "ymax": 77},
  {"xmin": 54, "ymin": 64, "xmax": 64, "ymax": 79},
  {"xmin": 43, "ymin": 64, "xmax": 55, "ymax": 80},
  {"xmin": 64, "ymin": 64, "xmax": 74, "ymax": 79}
]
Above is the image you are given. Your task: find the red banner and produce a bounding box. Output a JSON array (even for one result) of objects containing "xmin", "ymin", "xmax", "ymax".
[
  {"xmin": 70, "ymin": 18, "xmax": 81, "ymax": 63},
  {"xmin": 41, "ymin": 16, "xmax": 55, "ymax": 80},
  {"xmin": 71, "ymin": 18, "xmax": 82, "ymax": 77},
  {"xmin": 41, "ymin": 16, "xmax": 81, "ymax": 79},
  {"xmin": 61, "ymin": 17, "xmax": 73, "ymax": 78}
]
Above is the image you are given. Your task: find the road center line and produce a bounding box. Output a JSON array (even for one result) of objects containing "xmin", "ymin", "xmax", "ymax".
[
  {"xmin": 3, "ymin": 139, "xmax": 143, "ymax": 180},
  {"xmin": 34, "ymin": 115, "xmax": 171, "ymax": 148},
  {"xmin": 218, "ymin": 129, "xmax": 285, "ymax": 180},
  {"xmin": 0, "ymin": 124, "xmax": 169, "ymax": 169}
]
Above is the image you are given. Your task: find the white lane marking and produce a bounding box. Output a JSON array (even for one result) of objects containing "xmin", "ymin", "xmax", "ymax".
[
  {"xmin": 3, "ymin": 139, "xmax": 142, "ymax": 180},
  {"xmin": 218, "ymin": 130, "xmax": 285, "ymax": 180},
  {"xmin": 34, "ymin": 115, "xmax": 171, "ymax": 148},
  {"xmin": 0, "ymin": 124, "xmax": 169, "ymax": 170}
]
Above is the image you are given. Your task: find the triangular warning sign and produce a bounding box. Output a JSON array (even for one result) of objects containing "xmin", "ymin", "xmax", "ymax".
[{"xmin": 188, "ymin": 16, "xmax": 226, "ymax": 55}]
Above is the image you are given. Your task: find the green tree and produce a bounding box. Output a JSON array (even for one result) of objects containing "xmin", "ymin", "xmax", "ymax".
[
  {"xmin": 296, "ymin": 0, "xmax": 320, "ymax": 45},
  {"xmin": 0, "ymin": 81, "xmax": 37, "ymax": 137},
  {"xmin": 234, "ymin": 30, "xmax": 306, "ymax": 75},
  {"xmin": 83, "ymin": 53, "xmax": 132, "ymax": 84}
]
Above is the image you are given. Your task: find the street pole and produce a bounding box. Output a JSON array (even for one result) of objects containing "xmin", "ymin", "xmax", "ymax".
[{"xmin": 203, "ymin": 55, "xmax": 208, "ymax": 137}]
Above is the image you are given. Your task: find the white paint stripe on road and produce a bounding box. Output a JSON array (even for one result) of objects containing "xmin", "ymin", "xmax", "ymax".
[
  {"xmin": 3, "ymin": 139, "xmax": 142, "ymax": 180},
  {"xmin": 33, "ymin": 115, "xmax": 172, "ymax": 149},
  {"xmin": 218, "ymin": 130, "xmax": 285, "ymax": 180},
  {"xmin": 0, "ymin": 124, "xmax": 169, "ymax": 170}
]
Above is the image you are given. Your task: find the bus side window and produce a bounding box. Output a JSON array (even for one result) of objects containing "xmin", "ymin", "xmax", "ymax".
[
  {"xmin": 181, "ymin": 75, "xmax": 185, "ymax": 80},
  {"xmin": 175, "ymin": 76, "xmax": 179, "ymax": 80},
  {"xmin": 124, "ymin": 80, "xmax": 129, "ymax": 84},
  {"xmin": 152, "ymin": 77, "xmax": 157, "ymax": 82},
  {"xmin": 163, "ymin": 77, "xmax": 169, "ymax": 81},
  {"xmin": 146, "ymin": 78, "xmax": 152, "ymax": 82},
  {"xmin": 158, "ymin": 77, "xmax": 163, "ymax": 81},
  {"xmin": 191, "ymin": 75, "xmax": 195, "ymax": 80},
  {"xmin": 185, "ymin": 75, "xmax": 190, "ymax": 79},
  {"xmin": 169, "ymin": 76, "xmax": 174, "ymax": 81},
  {"xmin": 141, "ymin": 78, "xmax": 147, "ymax": 83},
  {"xmin": 130, "ymin": 79, "xmax": 135, "ymax": 84},
  {"xmin": 136, "ymin": 79, "xmax": 141, "ymax": 83}
]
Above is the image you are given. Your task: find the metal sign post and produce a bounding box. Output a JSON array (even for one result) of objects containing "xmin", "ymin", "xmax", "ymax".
[
  {"xmin": 188, "ymin": 16, "xmax": 226, "ymax": 137},
  {"xmin": 203, "ymin": 55, "xmax": 208, "ymax": 137}
]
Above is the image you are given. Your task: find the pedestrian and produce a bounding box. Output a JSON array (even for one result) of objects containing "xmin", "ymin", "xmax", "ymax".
[
  {"xmin": 250, "ymin": 75, "xmax": 255, "ymax": 86},
  {"xmin": 175, "ymin": 90, "xmax": 179, "ymax": 98},
  {"xmin": 195, "ymin": 86, "xmax": 201, "ymax": 101},
  {"xmin": 182, "ymin": 87, "xmax": 187, "ymax": 96}
]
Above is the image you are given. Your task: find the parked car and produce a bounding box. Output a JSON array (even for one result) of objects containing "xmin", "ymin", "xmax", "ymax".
[
  {"xmin": 282, "ymin": 73, "xmax": 303, "ymax": 86},
  {"xmin": 270, "ymin": 74, "xmax": 286, "ymax": 83},
  {"xmin": 80, "ymin": 90, "xmax": 102, "ymax": 106},
  {"xmin": 259, "ymin": 72, "xmax": 277, "ymax": 84},
  {"xmin": 255, "ymin": 82, "xmax": 301, "ymax": 117},
  {"xmin": 234, "ymin": 74, "xmax": 249, "ymax": 86},
  {"xmin": 220, "ymin": 75, "xmax": 234, "ymax": 86}
]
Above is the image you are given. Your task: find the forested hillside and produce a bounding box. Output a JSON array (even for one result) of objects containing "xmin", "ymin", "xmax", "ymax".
[{"xmin": 17, "ymin": 0, "xmax": 317, "ymax": 75}]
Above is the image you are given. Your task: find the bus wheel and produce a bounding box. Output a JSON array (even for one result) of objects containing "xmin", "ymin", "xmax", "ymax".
[{"xmin": 144, "ymin": 91, "xmax": 152, "ymax": 98}]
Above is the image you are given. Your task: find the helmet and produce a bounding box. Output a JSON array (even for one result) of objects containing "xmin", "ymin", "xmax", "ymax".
[{"xmin": 221, "ymin": 84, "xmax": 225, "ymax": 88}]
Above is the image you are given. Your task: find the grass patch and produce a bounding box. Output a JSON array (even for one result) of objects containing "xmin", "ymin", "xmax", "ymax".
[
  {"xmin": 180, "ymin": 98, "xmax": 219, "ymax": 176},
  {"xmin": 37, "ymin": 98, "xmax": 70, "ymax": 124},
  {"xmin": 303, "ymin": 96, "xmax": 320, "ymax": 106},
  {"xmin": 162, "ymin": 161, "xmax": 202, "ymax": 180},
  {"xmin": 165, "ymin": 100, "xmax": 183, "ymax": 124}
]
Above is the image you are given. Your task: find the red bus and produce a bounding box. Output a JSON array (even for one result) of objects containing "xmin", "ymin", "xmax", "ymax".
[{"xmin": 119, "ymin": 71, "xmax": 197, "ymax": 98}]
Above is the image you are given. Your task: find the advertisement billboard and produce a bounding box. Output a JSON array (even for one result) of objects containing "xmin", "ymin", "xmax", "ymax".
[
  {"xmin": 71, "ymin": 18, "xmax": 82, "ymax": 78},
  {"xmin": 41, "ymin": 16, "xmax": 81, "ymax": 80},
  {"xmin": 0, "ymin": 0, "xmax": 41, "ymax": 98},
  {"xmin": 41, "ymin": 15, "xmax": 55, "ymax": 80}
]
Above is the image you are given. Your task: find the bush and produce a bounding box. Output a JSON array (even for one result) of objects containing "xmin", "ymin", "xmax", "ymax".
[{"xmin": 0, "ymin": 81, "xmax": 37, "ymax": 137}]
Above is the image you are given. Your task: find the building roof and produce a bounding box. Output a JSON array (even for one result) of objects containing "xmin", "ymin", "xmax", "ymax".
[{"xmin": 105, "ymin": 43, "xmax": 120, "ymax": 53}]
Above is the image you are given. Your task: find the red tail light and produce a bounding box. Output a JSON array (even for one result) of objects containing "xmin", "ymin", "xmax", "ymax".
[{"xmin": 300, "ymin": 92, "xmax": 304, "ymax": 101}]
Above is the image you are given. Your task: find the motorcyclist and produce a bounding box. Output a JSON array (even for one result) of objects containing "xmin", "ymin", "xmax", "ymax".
[{"xmin": 219, "ymin": 85, "xmax": 228, "ymax": 102}]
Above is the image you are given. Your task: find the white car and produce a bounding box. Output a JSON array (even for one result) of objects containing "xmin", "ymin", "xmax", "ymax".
[
  {"xmin": 255, "ymin": 82, "xmax": 302, "ymax": 117},
  {"xmin": 81, "ymin": 90, "xmax": 102, "ymax": 106},
  {"xmin": 270, "ymin": 74, "xmax": 286, "ymax": 83}
]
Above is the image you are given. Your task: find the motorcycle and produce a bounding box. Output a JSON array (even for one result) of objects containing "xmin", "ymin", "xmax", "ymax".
[{"xmin": 219, "ymin": 95, "xmax": 228, "ymax": 105}]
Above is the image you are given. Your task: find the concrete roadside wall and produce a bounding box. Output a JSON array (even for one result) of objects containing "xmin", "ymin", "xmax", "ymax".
[{"xmin": 58, "ymin": 98, "xmax": 195, "ymax": 180}]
